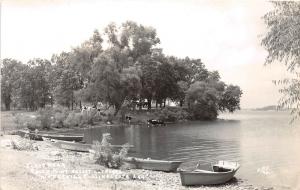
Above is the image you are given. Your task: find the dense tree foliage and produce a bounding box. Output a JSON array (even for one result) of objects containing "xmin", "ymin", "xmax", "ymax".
[
  {"xmin": 1, "ymin": 21, "xmax": 242, "ymax": 120},
  {"xmin": 261, "ymin": 1, "xmax": 300, "ymax": 121}
]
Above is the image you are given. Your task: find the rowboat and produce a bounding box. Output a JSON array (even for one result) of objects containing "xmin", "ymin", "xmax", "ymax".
[
  {"xmin": 179, "ymin": 161, "xmax": 240, "ymax": 186},
  {"xmin": 123, "ymin": 157, "xmax": 182, "ymax": 172},
  {"xmin": 16, "ymin": 130, "xmax": 43, "ymax": 140},
  {"xmin": 40, "ymin": 133, "xmax": 83, "ymax": 142},
  {"xmin": 16, "ymin": 130, "xmax": 84, "ymax": 142},
  {"xmin": 51, "ymin": 140, "xmax": 92, "ymax": 152},
  {"xmin": 48, "ymin": 139, "xmax": 134, "ymax": 153}
]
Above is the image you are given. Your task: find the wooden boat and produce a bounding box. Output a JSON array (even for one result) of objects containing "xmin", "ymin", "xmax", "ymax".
[
  {"xmin": 40, "ymin": 133, "xmax": 83, "ymax": 142},
  {"xmin": 123, "ymin": 157, "xmax": 182, "ymax": 172},
  {"xmin": 179, "ymin": 161, "xmax": 240, "ymax": 186},
  {"xmin": 16, "ymin": 130, "xmax": 43, "ymax": 140},
  {"xmin": 51, "ymin": 140, "xmax": 92, "ymax": 152},
  {"xmin": 48, "ymin": 139, "xmax": 134, "ymax": 153},
  {"xmin": 16, "ymin": 130, "xmax": 83, "ymax": 142}
]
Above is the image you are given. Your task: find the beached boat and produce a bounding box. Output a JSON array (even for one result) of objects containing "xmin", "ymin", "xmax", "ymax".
[
  {"xmin": 40, "ymin": 133, "xmax": 83, "ymax": 142},
  {"xmin": 48, "ymin": 139, "xmax": 134, "ymax": 152},
  {"xmin": 16, "ymin": 130, "xmax": 84, "ymax": 142},
  {"xmin": 179, "ymin": 161, "xmax": 240, "ymax": 186},
  {"xmin": 51, "ymin": 140, "xmax": 92, "ymax": 152},
  {"xmin": 123, "ymin": 157, "xmax": 182, "ymax": 172},
  {"xmin": 16, "ymin": 130, "xmax": 43, "ymax": 140}
]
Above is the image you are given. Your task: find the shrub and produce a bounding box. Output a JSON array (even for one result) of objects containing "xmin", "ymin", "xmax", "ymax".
[
  {"xmin": 11, "ymin": 136, "xmax": 38, "ymax": 151},
  {"xmin": 64, "ymin": 109, "xmax": 101, "ymax": 127},
  {"xmin": 37, "ymin": 106, "xmax": 54, "ymax": 129},
  {"xmin": 81, "ymin": 109, "xmax": 97, "ymax": 124},
  {"xmin": 63, "ymin": 111, "xmax": 83, "ymax": 127},
  {"xmin": 155, "ymin": 107, "xmax": 189, "ymax": 122},
  {"xmin": 92, "ymin": 133, "xmax": 129, "ymax": 169},
  {"xmin": 14, "ymin": 113, "xmax": 42, "ymax": 130},
  {"xmin": 51, "ymin": 105, "xmax": 69, "ymax": 128}
]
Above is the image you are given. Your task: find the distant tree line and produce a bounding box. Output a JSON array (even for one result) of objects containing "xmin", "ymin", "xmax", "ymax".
[{"xmin": 1, "ymin": 21, "xmax": 242, "ymax": 120}]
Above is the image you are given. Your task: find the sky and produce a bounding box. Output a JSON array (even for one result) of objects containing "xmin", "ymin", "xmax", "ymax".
[{"xmin": 0, "ymin": 0, "xmax": 292, "ymax": 109}]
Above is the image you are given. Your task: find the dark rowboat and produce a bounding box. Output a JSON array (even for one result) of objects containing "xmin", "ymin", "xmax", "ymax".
[
  {"xmin": 123, "ymin": 157, "xmax": 182, "ymax": 172},
  {"xmin": 179, "ymin": 161, "xmax": 240, "ymax": 186},
  {"xmin": 16, "ymin": 130, "xmax": 84, "ymax": 142}
]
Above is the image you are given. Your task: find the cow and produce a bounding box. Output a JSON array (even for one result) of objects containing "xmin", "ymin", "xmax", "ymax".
[
  {"xmin": 125, "ymin": 116, "xmax": 132, "ymax": 121},
  {"xmin": 147, "ymin": 119, "xmax": 166, "ymax": 126}
]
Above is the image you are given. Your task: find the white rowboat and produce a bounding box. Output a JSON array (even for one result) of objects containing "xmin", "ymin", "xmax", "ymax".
[{"xmin": 179, "ymin": 161, "xmax": 240, "ymax": 186}]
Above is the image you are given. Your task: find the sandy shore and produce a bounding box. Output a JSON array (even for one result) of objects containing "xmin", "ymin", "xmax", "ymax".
[{"xmin": 0, "ymin": 135, "xmax": 275, "ymax": 190}]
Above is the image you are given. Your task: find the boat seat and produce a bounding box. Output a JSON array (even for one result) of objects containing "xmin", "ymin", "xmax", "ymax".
[
  {"xmin": 194, "ymin": 169, "xmax": 215, "ymax": 173},
  {"xmin": 212, "ymin": 166, "xmax": 232, "ymax": 172}
]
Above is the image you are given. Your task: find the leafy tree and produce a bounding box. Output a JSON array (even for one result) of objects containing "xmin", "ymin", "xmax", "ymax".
[
  {"xmin": 261, "ymin": 1, "xmax": 300, "ymax": 120},
  {"xmin": 28, "ymin": 59, "xmax": 53, "ymax": 108},
  {"xmin": 1, "ymin": 59, "xmax": 24, "ymax": 110},
  {"xmin": 219, "ymin": 85, "xmax": 243, "ymax": 112},
  {"xmin": 52, "ymin": 52, "xmax": 82, "ymax": 109},
  {"xmin": 185, "ymin": 81, "xmax": 220, "ymax": 120},
  {"xmin": 120, "ymin": 21, "xmax": 160, "ymax": 61},
  {"xmin": 72, "ymin": 29, "xmax": 103, "ymax": 86},
  {"xmin": 138, "ymin": 55, "xmax": 159, "ymax": 109},
  {"xmin": 175, "ymin": 81, "xmax": 189, "ymax": 107},
  {"xmin": 183, "ymin": 57, "xmax": 209, "ymax": 85},
  {"xmin": 155, "ymin": 62, "xmax": 178, "ymax": 107}
]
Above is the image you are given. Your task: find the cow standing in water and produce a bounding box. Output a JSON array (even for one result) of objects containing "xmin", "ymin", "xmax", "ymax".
[
  {"xmin": 125, "ymin": 116, "xmax": 132, "ymax": 124},
  {"xmin": 147, "ymin": 119, "xmax": 166, "ymax": 127}
]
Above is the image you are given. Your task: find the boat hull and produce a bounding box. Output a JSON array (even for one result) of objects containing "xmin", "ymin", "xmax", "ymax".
[
  {"xmin": 41, "ymin": 134, "xmax": 83, "ymax": 142},
  {"xmin": 179, "ymin": 169, "xmax": 237, "ymax": 186},
  {"xmin": 179, "ymin": 161, "xmax": 240, "ymax": 186},
  {"xmin": 53, "ymin": 141, "xmax": 92, "ymax": 152},
  {"xmin": 16, "ymin": 130, "xmax": 83, "ymax": 142},
  {"xmin": 124, "ymin": 157, "xmax": 182, "ymax": 172}
]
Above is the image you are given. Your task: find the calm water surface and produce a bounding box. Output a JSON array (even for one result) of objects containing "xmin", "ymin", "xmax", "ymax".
[{"xmin": 83, "ymin": 110, "xmax": 300, "ymax": 188}]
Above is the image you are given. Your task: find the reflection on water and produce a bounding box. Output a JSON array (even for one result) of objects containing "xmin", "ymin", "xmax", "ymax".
[{"xmin": 83, "ymin": 110, "xmax": 300, "ymax": 188}]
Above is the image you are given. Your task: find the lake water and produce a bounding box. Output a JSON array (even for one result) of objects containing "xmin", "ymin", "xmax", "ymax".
[{"xmin": 83, "ymin": 110, "xmax": 300, "ymax": 188}]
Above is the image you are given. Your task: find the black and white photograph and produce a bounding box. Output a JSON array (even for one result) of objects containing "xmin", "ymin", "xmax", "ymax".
[{"xmin": 0, "ymin": 0, "xmax": 299, "ymax": 189}]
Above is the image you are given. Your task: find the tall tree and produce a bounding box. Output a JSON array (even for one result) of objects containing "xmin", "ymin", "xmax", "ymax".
[
  {"xmin": 219, "ymin": 85, "xmax": 243, "ymax": 112},
  {"xmin": 52, "ymin": 52, "xmax": 83, "ymax": 109},
  {"xmin": 27, "ymin": 59, "xmax": 53, "ymax": 109},
  {"xmin": 1, "ymin": 59, "xmax": 24, "ymax": 110},
  {"xmin": 261, "ymin": 1, "xmax": 300, "ymax": 121},
  {"xmin": 185, "ymin": 81, "xmax": 220, "ymax": 120}
]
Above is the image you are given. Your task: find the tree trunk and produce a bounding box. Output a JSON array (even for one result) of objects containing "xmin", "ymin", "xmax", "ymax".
[
  {"xmin": 139, "ymin": 98, "xmax": 143, "ymax": 110},
  {"xmin": 163, "ymin": 99, "xmax": 166, "ymax": 108},
  {"xmin": 71, "ymin": 93, "xmax": 74, "ymax": 110},
  {"xmin": 180, "ymin": 100, "xmax": 183, "ymax": 107},
  {"xmin": 147, "ymin": 98, "xmax": 152, "ymax": 110},
  {"xmin": 5, "ymin": 102, "xmax": 10, "ymax": 111}
]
